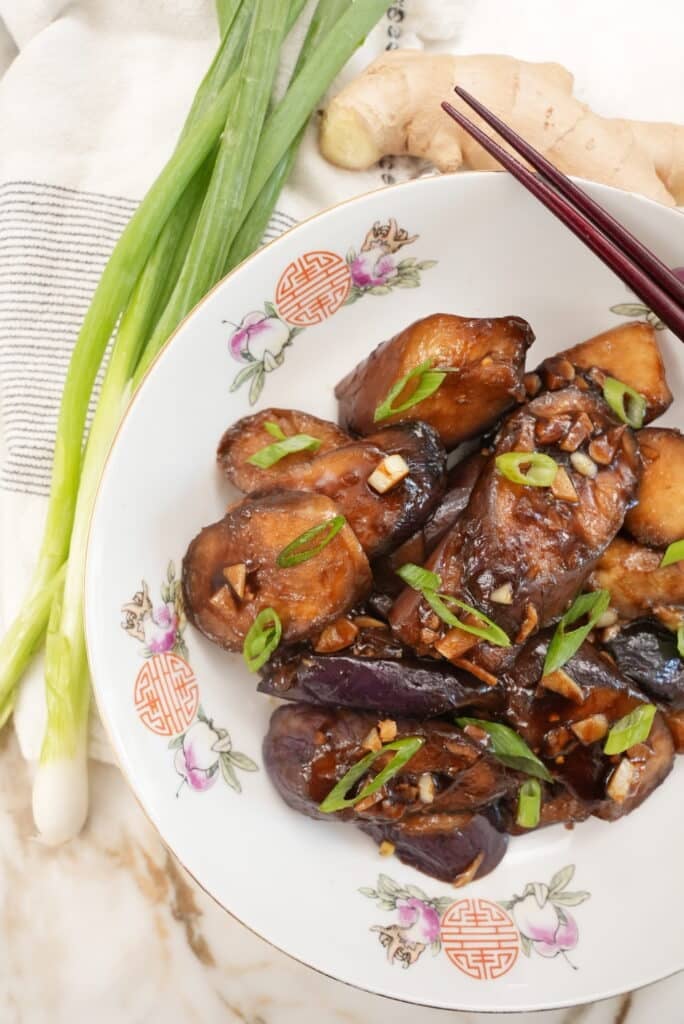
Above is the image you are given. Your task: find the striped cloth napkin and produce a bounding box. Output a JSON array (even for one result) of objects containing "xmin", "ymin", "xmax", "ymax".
[{"xmin": 1, "ymin": 0, "xmax": 682, "ymax": 766}]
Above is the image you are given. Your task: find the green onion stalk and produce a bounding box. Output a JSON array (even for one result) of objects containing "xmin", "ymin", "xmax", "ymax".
[
  {"xmin": 17, "ymin": 0, "xmax": 388, "ymax": 843},
  {"xmin": 0, "ymin": 2, "xmax": 252, "ymax": 728}
]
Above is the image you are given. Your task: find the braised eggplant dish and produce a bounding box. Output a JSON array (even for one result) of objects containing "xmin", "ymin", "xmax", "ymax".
[{"xmin": 183, "ymin": 311, "xmax": 682, "ymax": 886}]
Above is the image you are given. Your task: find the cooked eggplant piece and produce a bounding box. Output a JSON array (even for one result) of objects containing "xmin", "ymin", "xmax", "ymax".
[
  {"xmin": 335, "ymin": 313, "xmax": 534, "ymax": 449},
  {"xmin": 263, "ymin": 703, "xmax": 519, "ymax": 822},
  {"xmin": 390, "ymin": 387, "xmax": 640, "ymax": 677},
  {"xmin": 258, "ymin": 629, "xmax": 503, "ymax": 717},
  {"xmin": 359, "ymin": 812, "xmax": 508, "ymax": 884},
  {"xmin": 373, "ymin": 449, "xmax": 486, "ymax": 596},
  {"xmin": 182, "ymin": 490, "xmax": 371, "ymax": 650},
  {"xmin": 263, "ymin": 421, "xmax": 447, "ymax": 558},
  {"xmin": 624, "ymin": 428, "xmax": 684, "ymax": 548},
  {"xmin": 590, "ymin": 537, "xmax": 684, "ymax": 623},
  {"xmin": 502, "ymin": 631, "xmax": 674, "ymax": 821},
  {"xmin": 217, "ymin": 408, "xmax": 349, "ymax": 493},
  {"xmin": 531, "ymin": 321, "xmax": 672, "ymax": 423},
  {"xmin": 605, "ymin": 620, "xmax": 684, "ymax": 709}
]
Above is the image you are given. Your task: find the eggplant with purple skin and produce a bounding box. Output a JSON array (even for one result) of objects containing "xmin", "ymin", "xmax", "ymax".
[
  {"xmin": 258, "ymin": 631, "xmax": 503, "ymax": 717},
  {"xmin": 263, "ymin": 703, "xmax": 514, "ymax": 882},
  {"xmin": 335, "ymin": 313, "xmax": 534, "ymax": 449},
  {"xmin": 500, "ymin": 630, "xmax": 674, "ymax": 822},
  {"xmin": 390, "ymin": 387, "xmax": 640, "ymax": 680},
  {"xmin": 182, "ymin": 490, "xmax": 371, "ymax": 650},
  {"xmin": 605, "ymin": 620, "xmax": 684, "ymax": 752}
]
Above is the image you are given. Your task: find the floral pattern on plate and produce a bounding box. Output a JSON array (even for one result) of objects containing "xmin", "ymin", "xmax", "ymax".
[
  {"xmin": 610, "ymin": 264, "xmax": 684, "ymax": 330},
  {"xmin": 227, "ymin": 218, "xmax": 436, "ymax": 404},
  {"xmin": 361, "ymin": 864, "xmax": 590, "ymax": 973},
  {"xmin": 169, "ymin": 705, "xmax": 258, "ymax": 795},
  {"xmin": 121, "ymin": 561, "xmax": 188, "ymax": 659},
  {"xmin": 123, "ymin": 564, "xmax": 259, "ymax": 793},
  {"xmin": 500, "ymin": 864, "xmax": 590, "ymax": 966}
]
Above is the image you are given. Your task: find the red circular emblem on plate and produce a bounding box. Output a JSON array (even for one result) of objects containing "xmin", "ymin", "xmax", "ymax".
[
  {"xmin": 134, "ymin": 653, "xmax": 199, "ymax": 736},
  {"xmin": 275, "ymin": 250, "xmax": 351, "ymax": 327},
  {"xmin": 441, "ymin": 898, "xmax": 519, "ymax": 980}
]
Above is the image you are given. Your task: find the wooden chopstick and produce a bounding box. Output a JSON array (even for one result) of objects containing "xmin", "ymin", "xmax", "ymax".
[{"xmin": 441, "ymin": 94, "xmax": 684, "ymax": 342}]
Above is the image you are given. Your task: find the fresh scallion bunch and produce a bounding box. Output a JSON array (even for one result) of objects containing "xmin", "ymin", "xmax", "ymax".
[{"xmin": 0, "ymin": 0, "xmax": 388, "ymax": 843}]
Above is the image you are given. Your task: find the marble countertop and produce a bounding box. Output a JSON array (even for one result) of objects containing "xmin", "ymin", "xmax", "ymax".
[{"xmin": 0, "ymin": 727, "xmax": 678, "ymax": 1022}]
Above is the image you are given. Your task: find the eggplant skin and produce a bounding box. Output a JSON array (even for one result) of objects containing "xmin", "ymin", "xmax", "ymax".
[
  {"xmin": 502, "ymin": 631, "xmax": 674, "ymax": 821},
  {"xmin": 182, "ymin": 490, "xmax": 371, "ymax": 650},
  {"xmin": 258, "ymin": 649, "xmax": 503, "ymax": 717},
  {"xmin": 271, "ymin": 420, "xmax": 447, "ymax": 559},
  {"xmin": 262, "ymin": 703, "xmax": 518, "ymax": 824},
  {"xmin": 373, "ymin": 448, "xmax": 486, "ymax": 596},
  {"xmin": 359, "ymin": 813, "xmax": 508, "ymax": 884},
  {"xmin": 217, "ymin": 408, "xmax": 349, "ymax": 493},
  {"xmin": 606, "ymin": 620, "xmax": 684, "ymax": 709},
  {"xmin": 624, "ymin": 428, "xmax": 684, "ymax": 548},
  {"xmin": 390, "ymin": 387, "xmax": 640, "ymax": 674},
  {"xmin": 335, "ymin": 313, "xmax": 534, "ymax": 449}
]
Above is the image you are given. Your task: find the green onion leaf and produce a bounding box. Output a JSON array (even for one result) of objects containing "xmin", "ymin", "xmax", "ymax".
[
  {"xmin": 424, "ymin": 591, "xmax": 511, "ymax": 647},
  {"xmin": 660, "ymin": 539, "xmax": 684, "ymax": 568},
  {"xmin": 318, "ymin": 736, "xmax": 424, "ymax": 813},
  {"xmin": 396, "ymin": 563, "xmax": 510, "ymax": 647},
  {"xmin": 495, "ymin": 451, "xmax": 558, "ymax": 487},
  {"xmin": 456, "ymin": 717, "xmax": 553, "ymax": 782},
  {"xmin": 264, "ymin": 420, "xmax": 286, "ymax": 441},
  {"xmin": 396, "ymin": 562, "xmax": 441, "ymax": 593},
  {"xmin": 604, "ymin": 703, "xmax": 656, "ymax": 755},
  {"xmin": 243, "ymin": 607, "xmax": 282, "ymax": 672},
  {"xmin": 678, "ymin": 625, "xmax": 684, "ymax": 658},
  {"xmin": 516, "ymin": 779, "xmax": 542, "ymax": 828},
  {"xmin": 247, "ymin": 433, "xmax": 322, "ymax": 469},
  {"xmin": 373, "ymin": 360, "xmax": 446, "ymax": 423},
  {"xmin": 602, "ymin": 376, "xmax": 646, "ymax": 429},
  {"xmin": 276, "ymin": 514, "xmax": 346, "ymax": 568},
  {"xmin": 543, "ymin": 589, "xmax": 611, "ymax": 676}
]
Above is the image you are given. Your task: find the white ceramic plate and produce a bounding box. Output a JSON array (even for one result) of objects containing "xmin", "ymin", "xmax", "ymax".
[{"xmin": 85, "ymin": 173, "xmax": 684, "ymax": 1013}]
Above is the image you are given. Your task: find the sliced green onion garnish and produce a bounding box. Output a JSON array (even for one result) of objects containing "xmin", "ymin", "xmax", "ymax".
[
  {"xmin": 318, "ymin": 736, "xmax": 424, "ymax": 813},
  {"xmin": 602, "ymin": 376, "xmax": 646, "ymax": 429},
  {"xmin": 456, "ymin": 717, "xmax": 553, "ymax": 782},
  {"xmin": 543, "ymin": 589, "xmax": 611, "ymax": 677},
  {"xmin": 661, "ymin": 539, "xmax": 684, "ymax": 568},
  {"xmin": 678, "ymin": 625, "xmax": 684, "ymax": 658},
  {"xmin": 247, "ymin": 433, "xmax": 322, "ymax": 469},
  {"xmin": 396, "ymin": 563, "xmax": 510, "ymax": 647},
  {"xmin": 276, "ymin": 514, "xmax": 346, "ymax": 568},
  {"xmin": 516, "ymin": 779, "xmax": 542, "ymax": 828},
  {"xmin": 373, "ymin": 360, "xmax": 446, "ymax": 423},
  {"xmin": 495, "ymin": 451, "xmax": 558, "ymax": 487},
  {"xmin": 424, "ymin": 591, "xmax": 511, "ymax": 647},
  {"xmin": 243, "ymin": 607, "xmax": 282, "ymax": 672},
  {"xmin": 604, "ymin": 703, "xmax": 656, "ymax": 755},
  {"xmin": 395, "ymin": 562, "xmax": 441, "ymax": 593},
  {"xmin": 264, "ymin": 420, "xmax": 286, "ymax": 440}
]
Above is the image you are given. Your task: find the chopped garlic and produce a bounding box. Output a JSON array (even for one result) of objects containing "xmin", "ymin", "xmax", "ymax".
[
  {"xmin": 378, "ymin": 719, "xmax": 397, "ymax": 743},
  {"xmin": 551, "ymin": 466, "xmax": 579, "ymax": 502},
  {"xmin": 379, "ymin": 841, "xmax": 395, "ymax": 857},
  {"xmin": 452, "ymin": 852, "xmax": 484, "ymax": 888},
  {"xmin": 368, "ymin": 454, "xmax": 409, "ymax": 494},
  {"xmin": 607, "ymin": 758, "xmax": 637, "ymax": 803},
  {"xmin": 361, "ymin": 727, "xmax": 382, "ymax": 752},
  {"xmin": 571, "ymin": 713, "xmax": 609, "ymax": 745},
  {"xmin": 542, "ymin": 668, "xmax": 585, "ymax": 704},
  {"xmin": 418, "ymin": 773, "xmax": 435, "ymax": 804},
  {"xmin": 223, "ymin": 563, "xmax": 246, "ymax": 599},
  {"xmin": 491, "ymin": 582, "xmax": 513, "ymax": 605},
  {"xmin": 570, "ymin": 451, "xmax": 598, "ymax": 477},
  {"xmin": 209, "ymin": 585, "xmax": 234, "ymax": 613}
]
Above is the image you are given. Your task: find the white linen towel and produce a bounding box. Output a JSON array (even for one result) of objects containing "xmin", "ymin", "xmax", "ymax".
[{"xmin": 1, "ymin": 0, "xmax": 683, "ymax": 767}]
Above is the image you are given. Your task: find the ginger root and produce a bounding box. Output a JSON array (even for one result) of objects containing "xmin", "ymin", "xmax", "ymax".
[{"xmin": 320, "ymin": 51, "xmax": 684, "ymax": 206}]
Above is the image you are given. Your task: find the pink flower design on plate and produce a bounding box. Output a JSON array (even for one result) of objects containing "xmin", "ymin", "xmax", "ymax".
[
  {"xmin": 396, "ymin": 898, "xmax": 441, "ymax": 944},
  {"xmin": 350, "ymin": 251, "xmax": 397, "ymax": 289},
  {"xmin": 143, "ymin": 602, "xmax": 179, "ymax": 654},
  {"xmin": 229, "ymin": 311, "xmax": 290, "ymax": 364},
  {"xmin": 174, "ymin": 720, "xmax": 220, "ymax": 792},
  {"xmin": 512, "ymin": 893, "xmax": 579, "ymax": 958}
]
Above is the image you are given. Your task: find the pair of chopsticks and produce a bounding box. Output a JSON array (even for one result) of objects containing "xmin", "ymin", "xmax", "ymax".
[{"xmin": 441, "ymin": 89, "xmax": 684, "ymax": 342}]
